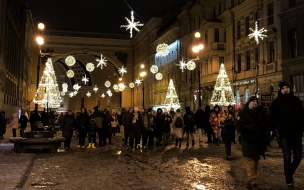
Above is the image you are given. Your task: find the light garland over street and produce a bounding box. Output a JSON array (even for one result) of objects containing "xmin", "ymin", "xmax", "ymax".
[
  {"xmin": 248, "ymin": 21, "xmax": 267, "ymax": 45},
  {"xmin": 120, "ymin": 11, "xmax": 144, "ymax": 38}
]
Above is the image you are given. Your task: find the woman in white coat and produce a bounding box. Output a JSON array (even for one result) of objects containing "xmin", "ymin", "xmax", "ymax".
[
  {"xmin": 171, "ymin": 109, "xmax": 184, "ymax": 148},
  {"xmin": 10, "ymin": 112, "xmax": 19, "ymax": 137}
]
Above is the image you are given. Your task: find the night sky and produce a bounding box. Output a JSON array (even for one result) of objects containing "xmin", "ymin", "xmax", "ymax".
[{"xmin": 26, "ymin": 0, "xmax": 188, "ymax": 34}]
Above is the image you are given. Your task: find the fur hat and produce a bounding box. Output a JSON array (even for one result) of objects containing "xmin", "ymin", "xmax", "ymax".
[{"xmin": 279, "ymin": 81, "xmax": 290, "ymax": 89}]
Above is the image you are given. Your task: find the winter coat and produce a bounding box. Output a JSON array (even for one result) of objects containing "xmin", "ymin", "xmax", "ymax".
[
  {"xmin": 155, "ymin": 109, "xmax": 164, "ymax": 134},
  {"xmin": 235, "ymin": 105, "xmax": 269, "ymax": 160},
  {"xmin": 163, "ymin": 114, "xmax": 172, "ymax": 133},
  {"xmin": 129, "ymin": 112, "xmax": 143, "ymax": 138},
  {"xmin": 10, "ymin": 113, "xmax": 19, "ymax": 129},
  {"xmin": 194, "ymin": 109, "xmax": 205, "ymax": 128},
  {"xmin": 104, "ymin": 111, "xmax": 114, "ymax": 137},
  {"xmin": 184, "ymin": 111, "xmax": 195, "ymax": 133},
  {"xmin": 87, "ymin": 120, "xmax": 97, "ymax": 137},
  {"xmin": 142, "ymin": 113, "xmax": 155, "ymax": 132},
  {"xmin": 122, "ymin": 111, "xmax": 133, "ymax": 132},
  {"xmin": 271, "ymin": 91, "xmax": 304, "ymax": 140},
  {"xmin": 91, "ymin": 109, "xmax": 105, "ymax": 129},
  {"xmin": 77, "ymin": 113, "xmax": 90, "ymax": 133},
  {"xmin": 19, "ymin": 115, "xmax": 28, "ymax": 129},
  {"xmin": 221, "ymin": 114, "xmax": 235, "ymax": 143},
  {"xmin": 61, "ymin": 114, "xmax": 76, "ymax": 138},
  {"xmin": 111, "ymin": 115, "xmax": 118, "ymax": 127},
  {"xmin": 172, "ymin": 112, "xmax": 184, "ymax": 128}
]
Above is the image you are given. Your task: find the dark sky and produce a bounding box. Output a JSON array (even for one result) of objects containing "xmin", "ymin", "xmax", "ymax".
[{"xmin": 26, "ymin": 0, "xmax": 187, "ymax": 34}]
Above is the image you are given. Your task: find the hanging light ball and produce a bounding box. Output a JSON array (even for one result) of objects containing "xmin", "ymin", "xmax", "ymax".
[
  {"xmin": 62, "ymin": 87, "xmax": 68, "ymax": 92},
  {"xmin": 60, "ymin": 91, "xmax": 65, "ymax": 96},
  {"xmin": 73, "ymin": 84, "xmax": 78, "ymax": 90},
  {"xmin": 114, "ymin": 89, "xmax": 119, "ymax": 93},
  {"xmin": 108, "ymin": 92, "xmax": 113, "ymax": 97},
  {"xmin": 129, "ymin": 82, "xmax": 135, "ymax": 88},
  {"xmin": 118, "ymin": 83, "xmax": 126, "ymax": 91},
  {"xmin": 113, "ymin": 84, "xmax": 118, "ymax": 90},
  {"xmin": 156, "ymin": 43, "xmax": 170, "ymax": 57},
  {"xmin": 104, "ymin": 81, "xmax": 111, "ymax": 88},
  {"xmin": 155, "ymin": 73, "xmax": 163, "ymax": 80},
  {"xmin": 62, "ymin": 83, "xmax": 68, "ymax": 88},
  {"xmin": 86, "ymin": 63, "xmax": 95, "ymax": 72},
  {"xmin": 66, "ymin": 70, "xmax": 74, "ymax": 78},
  {"xmin": 65, "ymin": 55, "xmax": 76, "ymax": 66},
  {"xmin": 186, "ymin": 60, "xmax": 196, "ymax": 70},
  {"xmin": 150, "ymin": 65, "xmax": 159, "ymax": 74}
]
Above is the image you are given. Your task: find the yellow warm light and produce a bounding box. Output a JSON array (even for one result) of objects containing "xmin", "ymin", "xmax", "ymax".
[
  {"xmin": 36, "ymin": 36, "xmax": 44, "ymax": 45},
  {"xmin": 194, "ymin": 32, "xmax": 201, "ymax": 38},
  {"xmin": 140, "ymin": 71, "xmax": 146, "ymax": 77},
  {"xmin": 140, "ymin": 64, "xmax": 145, "ymax": 68},
  {"xmin": 38, "ymin": 23, "xmax": 45, "ymax": 30},
  {"xmin": 192, "ymin": 44, "xmax": 204, "ymax": 53}
]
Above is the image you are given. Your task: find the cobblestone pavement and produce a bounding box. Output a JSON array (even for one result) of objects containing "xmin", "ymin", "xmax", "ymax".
[{"xmin": 1, "ymin": 126, "xmax": 304, "ymax": 190}]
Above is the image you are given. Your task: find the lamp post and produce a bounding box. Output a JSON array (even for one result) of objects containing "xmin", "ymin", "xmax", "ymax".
[
  {"xmin": 140, "ymin": 71, "xmax": 146, "ymax": 108},
  {"xmin": 192, "ymin": 43, "xmax": 204, "ymax": 107},
  {"xmin": 35, "ymin": 23, "xmax": 45, "ymax": 110}
]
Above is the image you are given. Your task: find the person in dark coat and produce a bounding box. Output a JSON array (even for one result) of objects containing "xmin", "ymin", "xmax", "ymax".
[
  {"xmin": 235, "ymin": 96, "xmax": 269, "ymax": 190},
  {"xmin": 61, "ymin": 110, "xmax": 76, "ymax": 149},
  {"xmin": 129, "ymin": 107, "xmax": 143, "ymax": 149},
  {"xmin": 76, "ymin": 107, "xmax": 90, "ymax": 148},
  {"xmin": 204, "ymin": 105, "xmax": 213, "ymax": 143},
  {"xmin": 40, "ymin": 111, "xmax": 49, "ymax": 127},
  {"xmin": 87, "ymin": 119, "xmax": 97, "ymax": 148},
  {"xmin": 154, "ymin": 108, "xmax": 164, "ymax": 146},
  {"xmin": 184, "ymin": 106, "xmax": 195, "ymax": 147},
  {"xmin": 195, "ymin": 106, "xmax": 205, "ymax": 146},
  {"xmin": 19, "ymin": 114, "xmax": 28, "ymax": 137},
  {"xmin": 221, "ymin": 110, "xmax": 235, "ymax": 160},
  {"xmin": 104, "ymin": 109, "xmax": 114, "ymax": 144},
  {"xmin": 91, "ymin": 106, "xmax": 105, "ymax": 147},
  {"xmin": 142, "ymin": 108, "xmax": 155, "ymax": 147},
  {"xmin": 162, "ymin": 109, "xmax": 172, "ymax": 146},
  {"xmin": 122, "ymin": 108, "xmax": 133, "ymax": 146},
  {"xmin": 0, "ymin": 111, "xmax": 6, "ymax": 139},
  {"xmin": 271, "ymin": 81, "xmax": 304, "ymax": 190},
  {"xmin": 30, "ymin": 110, "xmax": 41, "ymax": 132}
]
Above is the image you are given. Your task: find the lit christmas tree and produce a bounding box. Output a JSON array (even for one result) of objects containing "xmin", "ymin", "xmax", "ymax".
[
  {"xmin": 163, "ymin": 79, "xmax": 180, "ymax": 110},
  {"xmin": 33, "ymin": 58, "xmax": 62, "ymax": 108},
  {"xmin": 210, "ymin": 63, "xmax": 236, "ymax": 106}
]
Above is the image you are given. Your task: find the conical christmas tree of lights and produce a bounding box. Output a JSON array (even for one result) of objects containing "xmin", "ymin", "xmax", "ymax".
[
  {"xmin": 210, "ymin": 63, "xmax": 236, "ymax": 106},
  {"xmin": 33, "ymin": 58, "xmax": 62, "ymax": 108},
  {"xmin": 163, "ymin": 79, "xmax": 180, "ymax": 110}
]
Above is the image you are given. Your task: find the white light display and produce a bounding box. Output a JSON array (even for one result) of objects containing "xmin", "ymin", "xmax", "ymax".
[
  {"xmin": 163, "ymin": 79, "xmax": 181, "ymax": 111},
  {"xmin": 101, "ymin": 93, "xmax": 105, "ymax": 98},
  {"xmin": 155, "ymin": 73, "xmax": 163, "ymax": 80},
  {"xmin": 62, "ymin": 87, "xmax": 68, "ymax": 93},
  {"xmin": 120, "ymin": 11, "xmax": 144, "ymax": 38},
  {"xmin": 86, "ymin": 91, "xmax": 91, "ymax": 97},
  {"xmin": 104, "ymin": 81, "xmax": 111, "ymax": 88},
  {"xmin": 186, "ymin": 60, "xmax": 196, "ymax": 70},
  {"xmin": 118, "ymin": 66, "xmax": 127, "ymax": 76},
  {"xmin": 135, "ymin": 77, "xmax": 142, "ymax": 86},
  {"xmin": 150, "ymin": 65, "xmax": 159, "ymax": 74},
  {"xmin": 66, "ymin": 70, "xmax": 74, "ymax": 78},
  {"xmin": 108, "ymin": 92, "xmax": 113, "ymax": 97},
  {"xmin": 93, "ymin": 85, "xmax": 99, "ymax": 93},
  {"xmin": 156, "ymin": 43, "xmax": 170, "ymax": 57},
  {"xmin": 178, "ymin": 58, "xmax": 187, "ymax": 72},
  {"xmin": 65, "ymin": 55, "xmax": 76, "ymax": 66},
  {"xmin": 82, "ymin": 75, "xmax": 89, "ymax": 85},
  {"xmin": 62, "ymin": 83, "xmax": 68, "ymax": 88},
  {"xmin": 69, "ymin": 92, "xmax": 74, "ymax": 97},
  {"xmin": 113, "ymin": 84, "xmax": 118, "ymax": 90},
  {"xmin": 129, "ymin": 82, "xmax": 135, "ymax": 88},
  {"xmin": 60, "ymin": 91, "xmax": 65, "ymax": 96},
  {"xmin": 86, "ymin": 63, "xmax": 95, "ymax": 72},
  {"xmin": 106, "ymin": 89, "xmax": 111, "ymax": 95},
  {"xmin": 96, "ymin": 54, "xmax": 107, "ymax": 69},
  {"xmin": 248, "ymin": 21, "xmax": 267, "ymax": 45}
]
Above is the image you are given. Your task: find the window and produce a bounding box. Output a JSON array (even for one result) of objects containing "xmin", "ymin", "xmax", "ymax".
[
  {"xmin": 219, "ymin": 57, "xmax": 224, "ymax": 68},
  {"xmin": 205, "ymin": 30, "xmax": 208, "ymax": 46},
  {"xmin": 289, "ymin": 29, "xmax": 297, "ymax": 58},
  {"xmin": 269, "ymin": 42, "xmax": 275, "ymax": 63},
  {"xmin": 237, "ymin": 21, "xmax": 241, "ymax": 39},
  {"xmin": 290, "ymin": 0, "xmax": 296, "ymax": 8},
  {"xmin": 245, "ymin": 17, "xmax": 250, "ymax": 35},
  {"xmin": 214, "ymin": 28, "xmax": 219, "ymax": 42},
  {"xmin": 246, "ymin": 50, "xmax": 250, "ymax": 70},
  {"xmin": 219, "ymin": 1, "xmax": 222, "ymax": 14},
  {"xmin": 268, "ymin": 3, "xmax": 274, "ymax": 25},
  {"xmin": 237, "ymin": 53, "xmax": 241, "ymax": 72}
]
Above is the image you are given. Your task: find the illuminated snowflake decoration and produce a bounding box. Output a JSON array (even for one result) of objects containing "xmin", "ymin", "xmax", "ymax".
[
  {"xmin": 135, "ymin": 77, "xmax": 142, "ymax": 86},
  {"xmin": 118, "ymin": 66, "xmax": 127, "ymax": 76},
  {"xmin": 101, "ymin": 93, "xmax": 105, "ymax": 98},
  {"xmin": 66, "ymin": 70, "xmax": 74, "ymax": 78},
  {"xmin": 62, "ymin": 83, "xmax": 68, "ymax": 88},
  {"xmin": 156, "ymin": 43, "xmax": 170, "ymax": 57},
  {"xmin": 73, "ymin": 91, "xmax": 78, "ymax": 96},
  {"xmin": 73, "ymin": 83, "xmax": 81, "ymax": 91},
  {"xmin": 150, "ymin": 65, "xmax": 159, "ymax": 74},
  {"xmin": 86, "ymin": 63, "xmax": 95, "ymax": 72},
  {"xmin": 60, "ymin": 91, "xmax": 65, "ymax": 96},
  {"xmin": 155, "ymin": 73, "xmax": 163, "ymax": 80},
  {"xmin": 120, "ymin": 11, "xmax": 144, "ymax": 38},
  {"xmin": 248, "ymin": 21, "xmax": 267, "ymax": 45},
  {"xmin": 186, "ymin": 60, "xmax": 196, "ymax": 70},
  {"xmin": 129, "ymin": 82, "xmax": 135, "ymax": 88},
  {"xmin": 86, "ymin": 91, "xmax": 91, "ymax": 97},
  {"xmin": 106, "ymin": 89, "xmax": 112, "ymax": 95},
  {"xmin": 93, "ymin": 85, "xmax": 99, "ymax": 93},
  {"xmin": 69, "ymin": 92, "xmax": 74, "ymax": 97},
  {"xmin": 82, "ymin": 75, "xmax": 89, "ymax": 85},
  {"xmin": 108, "ymin": 92, "xmax": 113, "ymax": 97},
  {"xmin": 65, "ymin": 55, "xmax": 76, "ymax": 66},
  {"xmin": 178, "ymin": 58, "xmax": 187, "ymax": 72},
  {"xmin": 96, "ymin": 54, "xmax": 107, "ymax": 69}
]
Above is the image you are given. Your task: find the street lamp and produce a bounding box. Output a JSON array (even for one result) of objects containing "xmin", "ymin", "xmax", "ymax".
[
  {"xmin": 140, "ymin": 71, "xmax": 146, "ymax": 108},
  {"xmin": 35, "ymin": 23, "xmax": 44, "ymax": 110},
  {"xmin": 192, "ymin": 40, "xmax": 204, "ymax": 107}
]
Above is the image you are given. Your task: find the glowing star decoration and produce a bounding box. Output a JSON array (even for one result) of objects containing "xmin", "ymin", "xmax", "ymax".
[
  {"xmin": 69, "ymin": 92, "xmax": 74, "ymax": 97},
  {"xmin": 156, "ymin": 43, "xmax": 170, "ymax": 57},
  {"xmin": 104, "ymin": 81, "xmax": 111, "ymax": 88},
  {"xmin": 150, "ymin": 65, "xmax": 159, "ymax": 74},
  {"xmin": 73, "ymin": 91, "xmax": 78, "ymax": 96},
  {"xmin": 108, "ymin": 92, "xmax": 113, "ymax": 97},
  {"xmin": 129, "ymin": 82, "xmax": 135, "ymax": 88},
  {"xmin": 118, "ymin": 66, "xmax": 127, "ymax": 76},
  {"xmin": 248, "ymin": 21, "xmax": 267, "ymax": 45},
  {"xmin": 135, "ymin": 77, "xmax": 142, "ymax": 86},
  {"xmin": 86, "ymin": 91, "xmax": 91, "ymax": 97},
  {"xmin": 155, "ymin": 73, "xmax": 163, "ymax": 80},
  {"xmin": 65, "ymin": 55, "xmax": 76, "ymax": 66},
  {"xmin": 96, "ymin": 54, "xmax": 107, "ymax": 69},
  {"xmin": 178, "ymin": 58, "xmax": 187, "ymax": 72},
  {"xmin": 82, "ymin": 75, "xmax": 89, "ymax": 85},
  {"xmin": 93, "ymin": 85, "xmax": 99, "ymax": 93},
  {"xmin": 66, "ymin": 70, "xmax": 74, "ymax": 78},
  {"xmin": 120, "ymin": 11, "xmax": 144, "ymax": 38},
  {"xmin": 101, "ymin": 93, "xmax": 105, "ymax": 98},
  {"xmin": 86, "ymin": 63, "xmax": 95, "ymax": 72},
  {"xmin": 186, "ymin": 60, "xmax": 196, "ymax": 70},
  {"xmin": 73, "ymin": 84, "xmax": 81, "ymax": 91}
]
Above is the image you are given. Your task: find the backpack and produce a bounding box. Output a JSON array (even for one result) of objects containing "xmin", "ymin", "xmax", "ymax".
[
  {"xmin": 175, "ymin": 117, "xmax": 183, "ymax": 128},
  {"xmin": 186, "ymin": 113, "xmax": 195, "ymax": 123}
]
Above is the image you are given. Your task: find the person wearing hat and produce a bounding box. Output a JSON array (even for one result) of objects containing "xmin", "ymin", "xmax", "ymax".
[
  {"xmin": 271, "ymin": 81, "xmax": 304, "ymax": 190},
  {"xmin": 235, "ymin": 95, "xmax": 269, "ymax": 190},
  {"xmin": 162, "ymin": 108, "xmax": 172, "ymax": 146}
]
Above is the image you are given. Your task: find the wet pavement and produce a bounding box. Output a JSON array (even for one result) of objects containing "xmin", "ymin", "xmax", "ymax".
[{"xmin": 1, "ymin": 126, "xmax": 304, "ymax": 190}]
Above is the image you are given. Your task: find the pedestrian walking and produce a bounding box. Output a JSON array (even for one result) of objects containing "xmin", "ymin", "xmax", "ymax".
[
  {"xmin": 19, "ymin": 114, "xmax": 28, "ymax": 137},
  {"xmin": 129, "ymin": 107, "xmax": 143, "ymax": 149},
  {"xmin": 184, "ymin": 106, "xmax": 195, "ymax": 147},
  {"xmin": 76, "ymin": 107, "xmax": 90, "ymax": 148},
  {"xmin": 271, "ymin": 81, "xmax": 304, "ymax": 190},
  {"xmin": 104, "ymin": 109, "xmax": 114, "ymax": 144},
  {"xmin": 87, "ymin": 119, "xmax": 97, "ymax": 149},
  {"xmin": 209, "ymin": 105, "xmax": 222, "ymax": 146},
  {"xmin": 235, "ymin": 96, "xmax": 269, "ymax": 190},
  {"xmin": 61, "ymin": 110, "xmax": 76, "ymax": 150},
  {"xmin": 162, "ymin": 109, "xmax": 172, "ymax": 146},
  {"xmin": 204, "ymin": 105, "xmax": 213, "ymax": 143},
  {"xmin": 142, "ymin": 108, "xmax": 155, "ymax": 148},
  {"xmin": 10, "ymin": 112, "xmax": 19, "ymax": 137},
  {"xmin": 171, "ymin": 109, "xmax": 184, "ymax": 147},
  {"xmin": 122, "ymin": 107, "xmax": 133, "ymax": 146},
  {"xmin": 194, "ymin": 106, "xmax": 205, "ymax": 146},
  {"xmin": 221, "ymin": 108, "xmax": 235, "ymax": 160},
  {"xmin": 91, "ymin": 106, "xmax": 105, "ymax": 147},
  {"xmin": 111, "ymin": 111, "xmax": 118, "ymax": 136}
]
